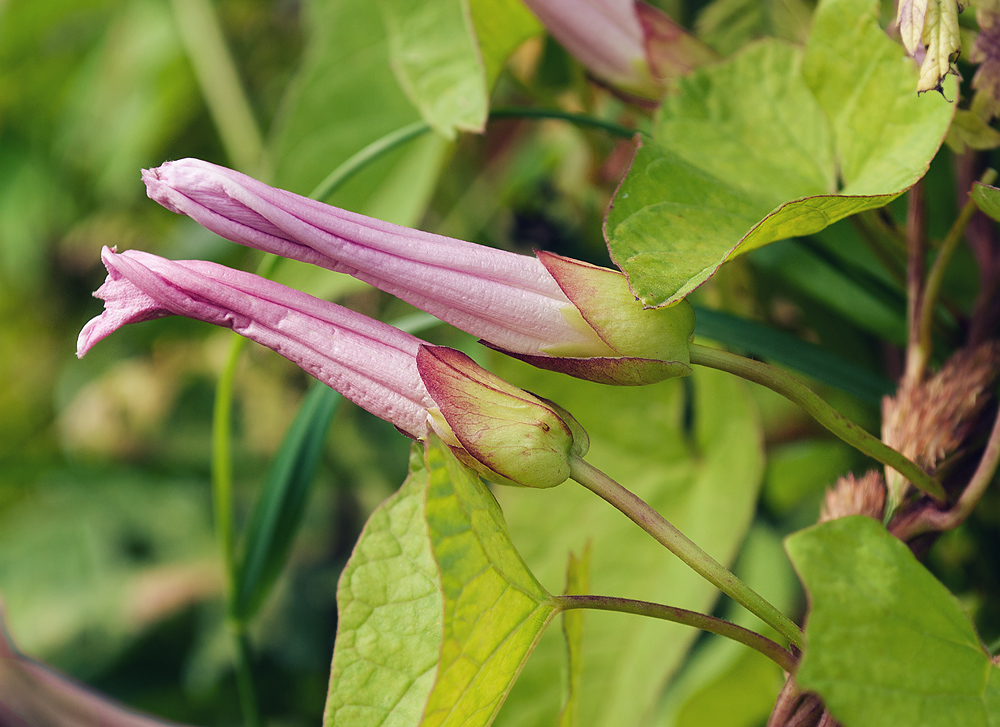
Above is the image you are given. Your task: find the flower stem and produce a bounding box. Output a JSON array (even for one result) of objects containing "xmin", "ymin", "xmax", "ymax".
[
  {"xmin": 555, "ymin": 594, "xmax": 797, "ymax": 672},
  {"xmin": 489, "ymin": 106, "xmax": 637, "ymax": 139},
  {"xmin": 912, "ymin": 168, "xmax": 999, "ymax": 378},
  {"xmin": 568, "ymin": 456, "xmax": 803, "ymax": 648},
  {"xmin": 688, "ymin": 344, "xmax": 945, "ymax": 501},
  {"xmin": 170, "ymin": 0, "xmax": 265, "ymax": 175}
]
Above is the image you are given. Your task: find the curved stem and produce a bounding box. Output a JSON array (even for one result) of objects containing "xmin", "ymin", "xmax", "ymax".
[
  {"xmin": 568, "ymin": 456, "xmax": 803, "ymax": 648},
  {"xmin": 913, "ymin": 168, "xmax": 999, "ymax": 377},
  {"xmin": 489, "ymin": 106, "xmax": 637, "ymax": 138},
  {"xmin": 555, "ymin": 594, "xmax": 796, "ymax": 672},
  {"xmin": 170, "ymin": 0, "xmax": 265, "ymax": 175},
  {"xmin": 689, "ymin": 344, "xmax": 945, "ymax": 501},
  {"xmin": 311, "ymin": 121, "xmax": 432, "ymax": 202}
]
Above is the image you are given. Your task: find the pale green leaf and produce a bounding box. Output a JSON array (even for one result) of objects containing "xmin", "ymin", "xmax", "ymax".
[
  {"xmin": 269, "ymin": 0, "xmax": 447, "ymax": 225},
  {"xmin": 379, "ymin": 0, "xmax": 487, "ymax": 138},
  {"xmin": 971, "ymin": 181, "xmax": 1000, "ymax": 222},
  {"xmin": 324, "ymin": 448, "xmax": 442, "ymax": 727},
  {"xmin": 606, "ymin": 0, "xmax": 954, "ymax": 307},
  {"xmin": 786, "ymin": 516, "xmax": 1000, "ymax": 727},
  {"xmin": 492, "ymin": 365, "xmax": 764, "ymax": 727},
  {"xmin": 917, "ymin": 0, "xmax": 961, "ymax": 94},
  {"xmin": 421, "ymin": 436, "xmax": 557, "ymax": 727},
  {"xmin": 558, "ymin": 546, "xmax": 590, "ymax": 727}
]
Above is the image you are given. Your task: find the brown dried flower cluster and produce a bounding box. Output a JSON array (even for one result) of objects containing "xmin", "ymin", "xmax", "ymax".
[
  {"xmin": 819, "ymin": 470, "xmax": 887, "ymax": 522},
  {"xmin": 883, "ymin": 342, "xmax": 1000, "ymax": 488}
]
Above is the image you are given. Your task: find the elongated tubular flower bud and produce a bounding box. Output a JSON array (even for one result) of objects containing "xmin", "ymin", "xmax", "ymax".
[
  {"xmin": 78, "ymin": 248, "xmax": 582, "ymax": 488},
  {"xmin": 143, "ymin": 159, "xmax": 695, "ymax": 385}
]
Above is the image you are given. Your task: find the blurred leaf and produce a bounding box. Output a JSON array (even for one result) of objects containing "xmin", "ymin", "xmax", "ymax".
[
  {"xmin": 0, "ymin": 473, "xmax": 217, "ymax": 678},
  {"xmin": 57, "ymin": 0, "xmax": 198, "ymax": 201},
  {"xmin": 693, "ymin": 305, "xmax": 893, "ymax": 404},
  {"xmin": 695, "ymin": 0, "xmax": 813, "ymax": 55},
  {"xmin": 232, "ymin": 382, "xmax": 341, "ymax": 622},
  {"xmin": 324, "ymin": 447, "xmax": 442, "ymax": 727},
  {"xmin": 945, "ymin": 109, "xmax": 1000, "ymax": 154},
  {"xmin": 269, "ymin": 0, "xmax": 447, "ymax": 225},
  {"xmin": 468, "ymin": 0, "xmax": 541, "ymax": 86},
  {"xmin": 972, "ymin": 181, "xmax": 1000, "ymax": 222},
  {"xmin": 749, "ymin": 238, "xmax": 908, "ymax": 345},
  {"xmin": 378, "ymin": 0, "xmax": 487, "ymax": 137},
  {"xmin": 656, "ymin": 526, "xmax": 795, "ymax": 727},
  {"xmin": 558, "ymin": 546, "xmax": 590, "ymax": 727},
  {"xmin": 422, "ymin": 436, "xmax": 557, "ymax": 726},
  {"xmin": 492, "ymin": 365, "xmax": 764, "ymax": 727},
  {"xmin": 762, "ymin": 439, "xmax": 856, "ymax": 516},
  {"xmin": 325, "ymin": 439, "xmax": 557, "ymax": 727},
  {"xmin": 786, "ymin": 516, "xmax": 1000, "ymax": 727},
  {"xmin": 606, "ymin": 0, "xmax": 954, "ymax": 308}
]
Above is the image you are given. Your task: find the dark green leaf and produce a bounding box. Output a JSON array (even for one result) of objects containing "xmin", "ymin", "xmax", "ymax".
[{"xmin": 232, "ymin": 382, "xmax": 340, "ymax": 621}]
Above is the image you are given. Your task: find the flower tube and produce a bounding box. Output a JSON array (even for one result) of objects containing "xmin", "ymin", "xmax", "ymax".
[
  {"xmin": 78, "ymin": 247, "xmax": 584, "ymax": 488},
  {"xmin": 143, "ymin": 158, "xmax": 695, "ymax": 385}
]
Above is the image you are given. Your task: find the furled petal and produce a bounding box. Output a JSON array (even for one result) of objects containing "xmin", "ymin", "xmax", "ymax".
[
  {"xmin": 79, "ymin": 247, "xmax": 436, "ymax": 439},
  {"xmin": 143, "ymin": 159, "xmax": 610, "ymax": 359}
]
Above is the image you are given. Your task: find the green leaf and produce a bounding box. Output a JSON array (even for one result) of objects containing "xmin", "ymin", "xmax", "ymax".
[
  {"xmin": 606, "ymin": 0, "xmax": 954, "ymax": 308},
  {"xmin": 378, "ymin": 0, "xmax": 487, "ymax": 138},
  {"xmin": 558, "ymin": 546, "xmax": 590, "ymax": 727},
  {"xmin": 325, "ymin": 438, "xmax": 558, "ymax": 727},
  {"xmin": 972, "ymin": 182, "xmax": 1000, "ymax": 222},
  {"xmin": 695, "ymin": 0, "xmax": 813, "ymax": 56},
  {"xmin": 786, "ymin": 516, "xmax": 1000, "ymax": 727},
  {"xmin": 491, "ymin": 365, "xmax": 764, "ymax": 727},
  {"xmin": 269, "ymin": 0, "xmax": 447, "ymax": 225},
  {"xmin": 232, "ymin": 382, "xmax": 340, "ymax": 622},
  {"xmin": 324, "ymin": 447, "xmax": 442, "ymax": 727},
  {"xmin": 421, "ymin": 435, "xmax": 558, "ymax": 727}
]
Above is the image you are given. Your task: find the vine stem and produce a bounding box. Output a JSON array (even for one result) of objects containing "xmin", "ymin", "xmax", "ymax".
[
  {"xmin": 912, "ymin": 168, "xmax": 999, "ymax": 378},
  {"xmin": 554, "ymin": 594, "xmax": 797, "ymax": 672},
  {"xmin": 688, "ymin": 344, "xmax": 945, "ymax": 501},
  {"xmin": 893, "ymin": 403, "xmax": 1000, "ymax": 540},
  {"xmin": 568, "ymin": 456, "xmax": 803, "ymax": 648},
  {"xmin": 169, "ymin": 0, "xmax": 265, "ymax": 175}
]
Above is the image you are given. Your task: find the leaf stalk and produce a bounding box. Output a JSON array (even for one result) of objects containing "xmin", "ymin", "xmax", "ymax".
[
  {"xmin": 688, "ymin": 344, "xmax": 945, "ymax": 501},
  {"xmin": 555, "ymin": 593, "xmax": 797, "ymax": 672},
  {"xmin": 568, "ymin": 456, "xmax": 804, "ymax": 648}
]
